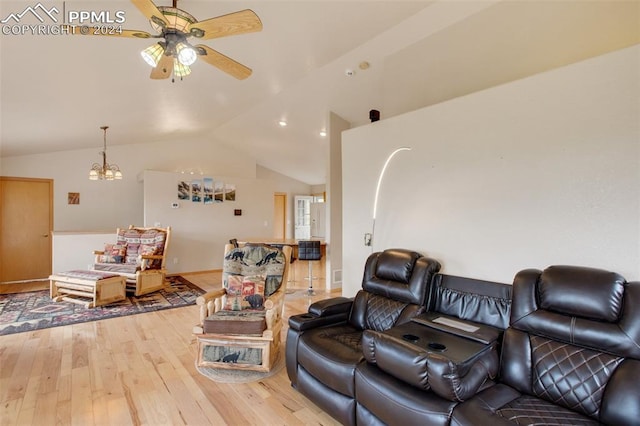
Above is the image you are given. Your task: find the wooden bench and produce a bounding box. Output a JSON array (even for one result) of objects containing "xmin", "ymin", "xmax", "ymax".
[{"xmin": 49, "ymin": 270, "xmax": 126, "ymax": 308}]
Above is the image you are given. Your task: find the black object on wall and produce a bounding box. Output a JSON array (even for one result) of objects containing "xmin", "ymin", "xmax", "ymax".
[{"xmin": 369, "ymin": 109, "xmax": 380, "ymax": 122}]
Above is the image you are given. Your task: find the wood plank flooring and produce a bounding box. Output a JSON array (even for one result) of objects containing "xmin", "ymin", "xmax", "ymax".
[{"xmin": 0, "ymin": 271, "xmax": 342, "ymax": 426}]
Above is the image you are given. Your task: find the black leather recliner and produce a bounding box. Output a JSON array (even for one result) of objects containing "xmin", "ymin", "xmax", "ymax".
[
  {"xmin": 451, "ymin": 265, "xmax": 640, "ymax": 426},
  {"xmin": 354, "ymin": 273, "xmax": 512, "ymax": 425},
  {"xmin": 286, "ymin": 248, "xmax": 441, "ymax": 425}
]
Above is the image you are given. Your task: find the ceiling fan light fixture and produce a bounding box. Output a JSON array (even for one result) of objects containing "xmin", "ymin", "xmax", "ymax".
[
  {"xmin": 173, "ymin": 59, "xmax": 191, "ymax": 77},
  {"xmin": 151, "ymin": 6, "xmax": 197, "ymax": 34},
  {"xmin": 177, "ymin": 43, "xmax": 197, "ymax": 66},
  {"xmin": 93, "ymin": 1, "xmax": 262, "ymax": 81},
  {"xmin": 141, "ymin": 43, "xmax": 165, "ymax": 67}
]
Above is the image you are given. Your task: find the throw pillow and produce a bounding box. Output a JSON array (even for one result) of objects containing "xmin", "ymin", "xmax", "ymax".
[
  {"xmin": 99, "ymin": 243, "xmax": 126, "ymax": 263},
  {"xmin": 140, "ymin": 244, "xmax": 158, "ymax": 256},
  {"xmin": 140, "ymin": 230, "xmax": 166, "ymax": 268},
  {"xmin": 223, "ymin": 275, "xmax": 266, "ymax": 310},
  {"xmin": 118, "ymin": 229, "xmax": 142, "ymax": 265}
]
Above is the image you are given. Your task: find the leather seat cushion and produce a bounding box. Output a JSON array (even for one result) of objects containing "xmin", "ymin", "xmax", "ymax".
[
  {"xmin": 297, "ymin": 324, "xmax": 365, "ymax": 397},
  {"xmin": 451, "ymin": 384, "xmax": 600, "ymax": 426},
  {"xmin": 355, "ymin": 362, "xmax": 457, "ymax": 426}
]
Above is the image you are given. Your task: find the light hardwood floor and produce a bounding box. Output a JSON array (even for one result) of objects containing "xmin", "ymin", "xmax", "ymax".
[{"xmin": 0, "ymin": 269, "xmax": 341, "ymax": 426}]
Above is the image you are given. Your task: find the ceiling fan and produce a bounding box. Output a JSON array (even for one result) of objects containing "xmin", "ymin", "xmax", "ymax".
[{"xmin": 70, "ymin": 0, "xmax": 262, "ymax": 81}]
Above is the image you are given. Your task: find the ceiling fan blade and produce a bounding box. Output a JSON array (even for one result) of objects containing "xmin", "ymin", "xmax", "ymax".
[
  {"xmin": 63, "ymin": 25, "xmax": 154, "ymax": 38},
  {"xmin": 150, "ymin": 54, "xmax": 174, "ymax": 79},
  {"xmin": 187, "ymin": 9, "xmax": 262, "ymax": 40},
  {"xmin": 131, "ymin": 0, "xmax": 169, "ymax": 28},
  {"xmin": 196, "ymin": 45, "xmax": 252, "ymax": 80}
]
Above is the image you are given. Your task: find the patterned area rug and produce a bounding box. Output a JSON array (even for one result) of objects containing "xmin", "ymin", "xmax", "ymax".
[
  {"xmin": 0, "ymin": 276, "xmax": 204, "ymax": 336},
  {"xmin": 195, "ymin": 348, "xmax": 285, "ymax": 383}
]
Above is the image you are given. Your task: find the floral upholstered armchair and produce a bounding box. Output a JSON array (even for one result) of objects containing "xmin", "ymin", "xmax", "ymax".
[
  {"xmin": 193, "ymin": 243, "xmax": 292, "ymax": 372},
  {"xmin": 92, "ymin": 225, "xmax": 171, "ymax": 296}
]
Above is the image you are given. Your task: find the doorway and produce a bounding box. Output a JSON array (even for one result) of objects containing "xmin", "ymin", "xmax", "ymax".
[
  {"xmin": 0, "ymin": 177, "xmax": 53, "ymax": 284},
  {"xmin": 273, "ymin": 192, "xmax": 287, "ymax": 239},
  {"xmin": 294, "ymin": 196, "xmax": 313, "ymax": 239}
]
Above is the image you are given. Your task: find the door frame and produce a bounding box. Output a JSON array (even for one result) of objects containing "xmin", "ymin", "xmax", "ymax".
[
  {"xmin": 0, "ymin": 176, "xmax": 54, "ymax": 283},
  {"xmin": 273, "ymin": 192, "xmax": 287, "ymax": 239}
]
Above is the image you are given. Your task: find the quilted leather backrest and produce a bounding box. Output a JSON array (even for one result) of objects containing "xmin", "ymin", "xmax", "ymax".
[
  {"xmin": 529, "ymin": 335, "xmax": 623, "ymax": 418},
  {"xmin": 361, "ymin": 249, "xmax": 440, "ymax": 306},
  {"xmin": 349, "ymin": 249, "xmax": 440, "ymax": 330},
  {"xmin": 501, "ymin": 265, "xmax": 640, "ymax": 424},
  {"xmin": 510, "ymin": 266, "xmax": 640, "ymax": 358}
]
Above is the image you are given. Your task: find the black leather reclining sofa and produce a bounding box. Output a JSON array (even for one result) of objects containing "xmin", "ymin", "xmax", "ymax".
[{"xmin": 286, "ymin": 249, "xmax": 640, "ymax": 426}]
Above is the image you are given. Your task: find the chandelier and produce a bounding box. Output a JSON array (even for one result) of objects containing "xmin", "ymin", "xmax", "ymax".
[{"xmin": 89, "ymin": 126, "xmax": 123, "ymax": 181}]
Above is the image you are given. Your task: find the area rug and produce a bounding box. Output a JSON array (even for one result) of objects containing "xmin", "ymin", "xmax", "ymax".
[
  {"xmin": 0, "ymin": 276, "xmax": 204, "ymax": 336},
  {"xmin": 195, "ymin": 348, "xmax": 285, "ymax": 384}
]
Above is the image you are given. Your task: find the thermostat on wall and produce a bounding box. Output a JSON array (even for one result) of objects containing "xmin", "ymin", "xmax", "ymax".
[{"xmin": 171, "ymin": 202, "xmax": 180, "ymax": 209}]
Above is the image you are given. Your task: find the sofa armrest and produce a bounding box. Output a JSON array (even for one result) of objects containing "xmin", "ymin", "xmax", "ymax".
[
  {"xmin": 309, "ymin": 296, "xmax": 353, "ymax": 316},
  {"xmin": 288, "ymin": 297, "xmax": 353, "ymax": 331}
]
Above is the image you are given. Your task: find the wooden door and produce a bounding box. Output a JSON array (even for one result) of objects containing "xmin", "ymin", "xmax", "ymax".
[
  {"xmin": 273, "ymin": 193, "xmax": 286, "ymax": 239},
  {"xmin": 0, "ymin": 177, "xmax": 53, "ymax": 284}
]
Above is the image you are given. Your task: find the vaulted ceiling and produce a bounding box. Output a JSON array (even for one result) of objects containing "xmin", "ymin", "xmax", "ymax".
[{"xmin": 1, "ymin": 0, "xmax": 638, "ymax": 184}]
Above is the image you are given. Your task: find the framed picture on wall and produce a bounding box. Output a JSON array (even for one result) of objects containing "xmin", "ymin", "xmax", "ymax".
[
  {"xmin": 178, "ymin": 181, "xmax": 189, "ymax": 200},
  {"xmin": 68, "ymin": 192, "xmax": 80, "ymax": 205},
  {"xmin": 225, "ymin": 183, "xmax": 236, "ymax": 201},
  {"xmin": 214, "ymin": 181, "xmax": 224, "ymax": 203},
  {"xmin": 203, "ymin": 177, "xmax": 213, "ymax": 205},
  {"xmin": 191, "ymin": 180, "xmax": 202, "ymax": 203}
]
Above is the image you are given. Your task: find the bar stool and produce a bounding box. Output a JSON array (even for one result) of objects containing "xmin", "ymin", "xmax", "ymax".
[{"xmin": 297, "ymin": 240, "xmax": 322, "ymax": 295}]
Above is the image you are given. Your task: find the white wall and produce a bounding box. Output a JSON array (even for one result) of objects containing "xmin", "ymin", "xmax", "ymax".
[
  {"xmin": 342, "ymin": 45, "xmax": 640, "ymax": 297},
  {"xmin": 1, "ymin": 137, "xmax": 257, "ymax": 231},
  {"xmin": 52, "ymin": 232, "xmax": 114, "ymax": 273},
  {"xmin": 327, "ymin": 112, "xmax": 351, "ymax": 288},
  {"xmin": 256, "ymin": 165, "xmax": 313, "ymax": 239},
  {"xmin": 144, "ymin": 170, "xmax": 303, "ymax": 274}
]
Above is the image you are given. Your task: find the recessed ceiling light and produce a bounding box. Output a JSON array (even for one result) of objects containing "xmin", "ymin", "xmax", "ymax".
[
  {"xmin": 278, "ymin": 120, "xmax": 287, "ymax": 127},
  {"xmin": 319, "ymin": 130, "xmax": 327, "ymax": 137}
]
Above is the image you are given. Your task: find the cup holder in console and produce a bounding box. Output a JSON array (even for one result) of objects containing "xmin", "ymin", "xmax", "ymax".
[
  {"xmin": 428, "ymin": 342, "xmax": 447, "ymax": 351},
  {"xmin": 402, "ymin": 334, "xmax": 419, "ymax": 342}
]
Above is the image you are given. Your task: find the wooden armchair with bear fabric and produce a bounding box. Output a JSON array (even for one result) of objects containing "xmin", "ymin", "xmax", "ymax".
[{"xmin": 193, "ymin": 243, "xmax": 292, "ymax": 372}]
